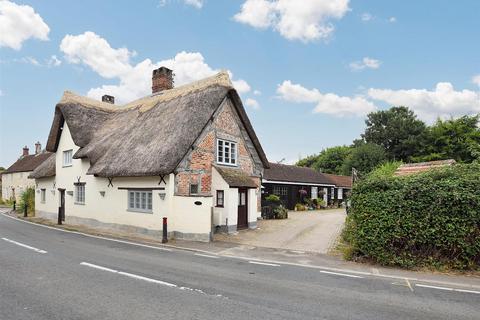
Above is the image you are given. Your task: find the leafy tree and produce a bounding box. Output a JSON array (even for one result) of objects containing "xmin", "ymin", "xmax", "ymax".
[
  {"xmin": 416, "ymin": 115, "xmax": 480, "ymax": 163},
  {"xmin": 362, "ymin": 106, "xmax": 427, "ymax": 161},
  {"xmin": 296, "ymin": 154, "xmax": 319, "ymax": 168},
  {"xmin": 312, "ymin": 146, "xmax": 351, "ymax": 174},
  {"xmin": 341, "ymin": 143, "xmax": 387, "ymax": 175}
]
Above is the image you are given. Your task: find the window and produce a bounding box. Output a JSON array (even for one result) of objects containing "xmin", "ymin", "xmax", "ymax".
[
  {"xmin": 40, "ymin": 189, "xmax": 46, "ymax": 203},
  {"xmin": 74, "ymin": 183, "xmax": 85, "ymax": 204},
  {"xmin": 331, "ymin": 187, "xmax": 335, "ymax": 199},
  {"xmin": 63, "ymin": 150, "xmax": 73, "ymax": 167},
  {"xmin": 217, "ymin": 139, "xmax": 237, "ymax": 166},
  {"xmin": 190, "ymin": 184, "xmax": 199, "ymax": 195},
  {"xmin": 273, "ymin": 186, "xmax": 288, "ymax": 196},
  {"xmin": 311, "ymin": 187, "xmax": 318, "ymax": 200},
  {"xmin": 128, "ymin": 190, "xmax": 152, "ymax": 213},
  {"xmin": 338, "ymin": 188, "xmax": 343, "ymax": 200},
  {"xmin": 239, "ymin": 191, "xmax": 246, "ymax": 206},
  {"xmin": 216, "ymin": 190, "xmax": 224, "ymax": 207}
]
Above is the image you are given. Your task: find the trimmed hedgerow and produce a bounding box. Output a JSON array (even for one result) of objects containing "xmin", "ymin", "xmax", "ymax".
[{"xmin": 344, "ymin": 163, "xmax": 480, "ymax": 270}]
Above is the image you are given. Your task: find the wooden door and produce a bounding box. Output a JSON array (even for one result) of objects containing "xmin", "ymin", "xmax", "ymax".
[
  {"xmin": 58, "ymin": 189, "xmax": 65, "ymax": 224},
  {"xmin": 237, "ymin": 189, "xmax": 248, "ymax": 230}
]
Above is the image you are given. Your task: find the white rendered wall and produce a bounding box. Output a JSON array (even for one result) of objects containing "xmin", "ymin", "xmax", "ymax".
[{"xmin": 1, "ymin": 171, "xmax": 35, "ymax": 202}]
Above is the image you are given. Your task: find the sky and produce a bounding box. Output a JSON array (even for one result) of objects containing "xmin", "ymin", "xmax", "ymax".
[{"xmin": 0, "ymin": 0, "xmax": 479, "ymax": 168}]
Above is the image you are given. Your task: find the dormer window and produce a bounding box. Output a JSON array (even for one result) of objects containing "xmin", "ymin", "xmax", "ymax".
[
  {"xmin": 63, "ymin": 150, "xmax": 73, "ymax": 167},
  {"xmin": 217, "ymin": 139, "xmax": 237, "ymax": 166}
]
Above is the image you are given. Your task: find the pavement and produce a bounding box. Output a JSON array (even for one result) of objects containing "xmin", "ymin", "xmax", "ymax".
[
  {"xmin": 1, "ymin": 207, "xmax": 479, "ymax": 320},
  {"xmin": 215, "ymin": 209, "xmax": 346, "ymax": 254}
]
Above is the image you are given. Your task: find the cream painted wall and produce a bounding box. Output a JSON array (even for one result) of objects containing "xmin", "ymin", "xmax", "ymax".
[
  {"xmin": 37, "ymin": 123, "xmax": 212, "ymax": 238},
  {"xmin": 1, "ymin": 171, "xmax": 35, "ymax": 202},
  {"xmin": 35, "ymin": 177, "xmax": 58, "ymax": 214},
  {"xmin": 212, "ymin": 167, "xmax": 229, "ymax": 227}
]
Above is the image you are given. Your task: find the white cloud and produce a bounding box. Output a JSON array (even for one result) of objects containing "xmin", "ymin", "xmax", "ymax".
[
  {"xmin": 47, "ymin": 55, "xmax": 62, "ymax": 67},
  {"xmin": 0, "ymin": 0, "xmax": 50, "ymax": 50},
  {"xmin": 253, "ymin": 90, "xmax": 262, "ymax": 96},
  {"xmin": 361, "ymin": 12, "xmax": 372, "ymax": 22},
  {"xmin": 245, "ymin": 98, "xmax": 260, "ymax": 109},
  {"xmin": 234, "ymin": 0, "xmax": 350, "ymax": 42},
  {"xmin": 349, "ymin": 57, "xmax": 381, "ymax": 71},
  {"xmin": 184, "ymin": 0, "xmax": 203, "ymax": 8},
  {"xmin": 473, "ymin": 74, "xmax": 480, "ymax": 87},
  {"xmin": 277, "ymin": 80, "xmax": 377, "ymax": 117},
  {"xmin": 0, "ymin": 89, "xmax": 3, "ymax": 96},
  {"xmin": 368, "ymin": 82, "xmax": 480, "ymax": 122},
  {"xmin": 60, "ymin": 32, "xmax": 252, "ymax": 104},
  {"xmin": 388, "ymin": 16, "xmax": 397, "ymax": 23}
]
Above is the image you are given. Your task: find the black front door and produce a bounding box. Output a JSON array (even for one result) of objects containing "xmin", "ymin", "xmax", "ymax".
[
  {"xmin": 237, "ymin": 189, "xmax": 248, "ymax": 229},
  {"xmin": 58, "ymin": 189, "xmax": 65, "ymax": 224}
]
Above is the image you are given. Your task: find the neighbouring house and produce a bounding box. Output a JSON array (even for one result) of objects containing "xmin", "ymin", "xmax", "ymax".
[
  {"xmin": 1, "ymin": 143, "xmax": 52, "ymax": 202},
  {"xmin": 29, "ymin": 68, "xmax": 269, "ymax": 241},
  {"xmin": 394, "ymin": 159, "xmax": 456, "ymax": 176},
  {"xmin": 261, "ymin": 163, "xmax": 352, "ymax": 210}
]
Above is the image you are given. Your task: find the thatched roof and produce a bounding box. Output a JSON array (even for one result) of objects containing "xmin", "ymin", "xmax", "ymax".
[
  {"xmin": 264, "ymin": 163, "xmax": 334, "ymax": 186},
  {"xmin": 214, "ymin": 166, "xmax": 258, "ymax": 188},
  {"xmin": 3, "ymin": 152, "xmax": 53, "ymax": 174},
  {"xmin": 45, "ymin": 71, "xmax": 268, "ymax": 177},
  {"xmin": 29, "ymin": 153, "xmax": 56, "ymax": 179},
  {"xmin": 394, "ymin": 159, "xmax": 456, "ymax": 176}
]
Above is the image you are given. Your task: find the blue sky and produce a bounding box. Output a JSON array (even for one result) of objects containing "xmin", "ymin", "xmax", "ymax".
[{"xmin": 1, "ymin": 0, "xmax": 479, "ymax": 168}]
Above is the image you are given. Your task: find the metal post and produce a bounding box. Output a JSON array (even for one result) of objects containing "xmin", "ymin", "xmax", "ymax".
[
  {"xmin": 13, "ymin": 201, "xmax": 16, "ymax": 211},
  {"xmin": 162, "ymin": 217, "xmax": 168, "ymax": 243},
  {"xmin": 24, "ymin": 203, "xmax": 28, "ymax": 217},
  {"xmin": 58, "ymin": 207, "xmax": 62, "ymax": 225}
]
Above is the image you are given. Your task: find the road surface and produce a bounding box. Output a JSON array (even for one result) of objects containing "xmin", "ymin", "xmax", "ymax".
[{"xmin": 0, "ymin": 209, "xmax": 478, "ymax": 320}]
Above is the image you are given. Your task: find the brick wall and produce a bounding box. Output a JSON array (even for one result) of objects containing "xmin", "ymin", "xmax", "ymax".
[{"xmin": 175, "ymin": 98, "xmax": 260, "ymax": 196}]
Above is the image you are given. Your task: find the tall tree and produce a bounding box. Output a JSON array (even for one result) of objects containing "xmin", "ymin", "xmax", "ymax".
[
  {"xmin": 418, "ymin": 115, "xmax": 480, "ymax": 163},
  {"xmin": 341, "ymin": 143, "xmax": 387, "ymax": 175},
  {"xmin": 362, "ymin": 106, "xmax": 427, "ymax": 161},
  {"xmin": 296, "ymin": 146, "xmax": 351, "ymax": 174}
]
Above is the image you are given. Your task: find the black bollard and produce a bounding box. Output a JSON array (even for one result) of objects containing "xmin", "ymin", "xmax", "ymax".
[
  {"xmin": 24, "ymin": 203, "xmax": 28, "ymax": 217},
  {"xmin": 162, "ymin": 217, "xmax": 168, "ymax": 243},
  {"xmin": 13, "ymin": 201, "xmax": 16, "ymax": 211}
]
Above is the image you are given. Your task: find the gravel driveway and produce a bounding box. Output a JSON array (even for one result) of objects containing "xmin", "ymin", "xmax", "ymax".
[{"xmin": 214, "ymin": 209, "xmax": 346, "ymax": 254}]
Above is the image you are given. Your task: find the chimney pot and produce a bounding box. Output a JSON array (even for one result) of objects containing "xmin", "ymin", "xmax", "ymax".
[
  {"xmin": 152, "ymin": 67, "xmax": 174, "ymax": 94},
  {"xmin": 22, "ymin": 146, "xmax": 29, "ymax": 157},
  {"xmin": 102, "ymin": 94, "xmax": 115, "ymax": 104},
  {"xmin": 35, "ymin": 141, "xmax": 41, "ymax": 155}
]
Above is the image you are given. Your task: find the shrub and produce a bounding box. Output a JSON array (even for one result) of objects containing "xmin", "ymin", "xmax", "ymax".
[
  {"xmin": 17, "ymin": 187, "xmax": 35, "ymax": 216},
  {"xmin": 343, "ymin": 163, "xmax": 480, "ymax": 270},
  {"xmin": 295, "ymin": 203, "xmax": 307, "ymax": 211},
  {"xmin": 368, "ymin": 161, "xmax": 402, "ymax": 179},
  {"xmin": 265, "ymin": 194, "xmax": 281, "ymax": 203},
  {"xmin": 274, "ymin": 205, "xmax": 288, "ymax": 219}
]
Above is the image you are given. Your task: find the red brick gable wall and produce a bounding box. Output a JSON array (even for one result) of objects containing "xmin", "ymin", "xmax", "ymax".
[{"xmin": 175, "ymin": 98, "xmax": 261, "ymax": 197}]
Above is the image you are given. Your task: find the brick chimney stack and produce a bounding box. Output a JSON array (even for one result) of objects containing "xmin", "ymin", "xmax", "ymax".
[
  {"xmin": 102, "ymin": 94, "xmax": 115, "ymax": 104},
  {"xmin": 22, "ymin": 146, "xmax": 29, "ymax": 157},
  {"xmin": 35, "ymin": 141, "xmax": 41, "ymax": 154},
  {"xmin": 152, "ymin": 67, "xmax": 174, "ymax": 94}
]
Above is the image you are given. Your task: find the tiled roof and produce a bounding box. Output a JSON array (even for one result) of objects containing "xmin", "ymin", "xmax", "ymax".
[
  {"xmin": 323, "ymin": 173, "xmax": 353, "ymax": 188},
  {"xmin": 215, "ymin": 166, "xmax": 258, "ymax": 188},
  {"xmin": 394, "ymin": 159, "xmax": 456, "ymax": 176},
  {"xmin": 3, "ymin": 152, "xmax": 53, "ymax": 174},
  {"xmin": 264, "ymin": 163, "xmax": 334, "ymax": 185}
]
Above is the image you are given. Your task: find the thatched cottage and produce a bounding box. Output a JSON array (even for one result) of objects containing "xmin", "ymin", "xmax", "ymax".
[
  {"xmin": 30, "ymin": 68, "xmax": 269, "ymax": 241},
  {"xmin": 2, "ymin": 143, "xmax": 52, "ymax": 202}
]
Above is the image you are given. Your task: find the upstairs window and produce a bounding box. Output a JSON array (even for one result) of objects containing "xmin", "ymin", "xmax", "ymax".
[
  {"xmin": 217, "ymin": 139, "xmax": 237, "ymax": 166},
  {"xmin": 63, "ymin": 150, "xmax": 73, "ymax": 167}
]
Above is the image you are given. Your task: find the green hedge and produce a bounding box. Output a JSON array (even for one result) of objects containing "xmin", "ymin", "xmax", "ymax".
[{"xmin": 344, "ymin": 163, "xmax": 480, "ymax": 270}]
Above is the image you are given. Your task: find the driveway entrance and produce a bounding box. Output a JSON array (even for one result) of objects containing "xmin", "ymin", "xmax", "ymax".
[{"xmin": 215, "ymin": 209, "xmax": 346, "ymax": 254}]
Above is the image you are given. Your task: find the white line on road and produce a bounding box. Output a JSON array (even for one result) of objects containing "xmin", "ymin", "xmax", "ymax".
[
  {"xmin": 415, "ymin": 284, "xmax": 480, "ymax": 295},
  {"xmin": 248, "ymin": 261, "xmax": 280, "ymax": 267},
  {"xmin": 194, "ymin": 253, "xmax": 219, "ymax": 259},
  {"xmin": 80, "ymin": 262, "xmax": 117, "ymax": 273},
  {"xmin": 2, "ymin": 237, "xmax": 47, "ymax": 254},
  {"xmin": 319, "ymin": 270, "xmax": 364, "ymax": 279}
]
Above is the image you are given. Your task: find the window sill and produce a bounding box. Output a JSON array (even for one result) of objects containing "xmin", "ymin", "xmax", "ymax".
[
  {"xmin": 215, "ymin": 205, "xmax": 224, "ymax": 208},
  {"xmin": 216, "ymin": 162, "xmax": 238, "ymax": 167},
  {"xmin": 127, "ymin": 209, "xmax": 153, "ymax": 214},
  {"xmin": 62, "ymin": 165, "xmax": 72, "ymax": 168},
  {"xmin": 74, "ymin": 202, "xmax": 85, "ymax": 205}
]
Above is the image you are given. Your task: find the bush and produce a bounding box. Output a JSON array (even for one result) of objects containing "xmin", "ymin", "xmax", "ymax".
[
  {"xmin": 265, "ymin": 194, "xmax": 281, "ymax": 203},
  {"xmin": 17, "ymin": 187, "xmax": 35, "ymax": 216},
  {"xmin": 274, "ymin": 205, "xmax": 288, "ymax": 219},
  {"xmin": 368, "ymin": 161, "xmax": 402, "ymax": 179},
  {"xmin": 343, "ymin": 163, "xmax": 480, "ymax": 270},
  {"xmin": 295, "ymin": 203, "xmax": 307, "ymax": 211}
]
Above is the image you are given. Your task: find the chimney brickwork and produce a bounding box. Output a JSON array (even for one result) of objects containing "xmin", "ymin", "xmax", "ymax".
[
  {"xmin": 35, "ymin": 141, "xmax": 41, "ymax": 154},
  {"xmin": 22, "ymin": 146, "xmax": 29, "ymax": 157},
  {"xmin": 152, "ymin": 67, "xmax": 174, "ymax": 94}
]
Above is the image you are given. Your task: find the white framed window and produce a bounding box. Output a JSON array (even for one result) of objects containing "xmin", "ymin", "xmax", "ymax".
[
  {"xmin": 74, "ymin": 183, "xmax": 85, "ymax": 204},
  {"xmin": 331, "ymin": 187, "xmax": 335, "ymax": 199},
  {"xmin": 311, "ymin": 187, "xmax": 318, "ymax": 200},
  {"xmin": 273, "ymin": 186, "xmax": 288, "ymax": 196},
  {"xmin": 128, "ymin": 190, "xmax": 152, "ymax": 213},
  {"xmin": 338, "ymin": 188, "xmax": 343, "ymax": 200},
  {"xmin": 63, "ymin": 149, "xmax": 73, "ymax": 167},
  {"xmin": 40, "ymin": 189, "xmax": 46, "ymax": 203},
  {"xmin": 217, "ymin": 139, "xmax": 237, "ymax": 166}
]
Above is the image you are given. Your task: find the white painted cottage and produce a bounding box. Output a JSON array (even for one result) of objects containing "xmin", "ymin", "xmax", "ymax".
[{"xmin": 30, "ymin": 68, "xmax": 269, "ymax": 241}]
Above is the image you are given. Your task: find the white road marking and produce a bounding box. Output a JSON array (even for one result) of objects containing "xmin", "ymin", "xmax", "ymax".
[
  {"xmin": 415, "ymin": 284, "xmax": 480, "ymax": 295},
  {"xmin": 194, "ymin": 253, "xmax": 219, "ymax": 259},
  {"xmin": 319, "ymin": 270, "xmax": 364, "ymax": 279},
  {"xmin": 248, "ymin": 261, "xmax": 280, "ymax": 267},
  {"xmin": 405, "ymin": 278, "xmax": 414, "ymax": 292},
  {"xmin": 80, "ymin": 262, "xmax": 117, "ymax": 273},
  {"xmin": 2, "ymin": 237, "xmax": 47, "ymax": 254}
]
